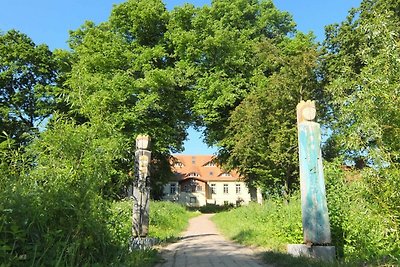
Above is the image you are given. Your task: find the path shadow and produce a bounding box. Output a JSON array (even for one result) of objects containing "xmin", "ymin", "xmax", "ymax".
[
  {"xmin": 187, "ymin": 203, "xmax": 235, "ymax": 214},
  {"xmin": 232, "ymin": 229, "xmax": 258, "ymax": 244},
  {"xmin": 179, "ymin": 233, "xmax": 218, "ymax": 240}
]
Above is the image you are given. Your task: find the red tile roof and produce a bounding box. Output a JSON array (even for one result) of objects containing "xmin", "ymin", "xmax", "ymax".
[{"xmin": 171, "ymin": 154, "xmax": 243, "ymax": 182}]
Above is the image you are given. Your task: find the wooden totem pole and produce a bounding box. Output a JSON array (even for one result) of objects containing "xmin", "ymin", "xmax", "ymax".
[{"xmin": 132, "ymin": 134, "xmax": 151, "ymax": 238}]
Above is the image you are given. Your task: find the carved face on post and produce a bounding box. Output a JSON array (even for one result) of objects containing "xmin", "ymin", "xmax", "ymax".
[
  {"xmin": 139, "ymin": 155, "xmax": 149, "ymax": 174},
  {"xmin": 136, "ymin": 135, "xmax": 150, "ymax": 150},
  {"xmin": 297, "ymin": 100, "xmax": 316, "ymax": 124}
]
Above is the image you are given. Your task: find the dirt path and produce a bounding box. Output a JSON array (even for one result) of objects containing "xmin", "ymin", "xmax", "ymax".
[{"xmin": 154, "ymin": 214, "xmax": 269, "ymax": 267}]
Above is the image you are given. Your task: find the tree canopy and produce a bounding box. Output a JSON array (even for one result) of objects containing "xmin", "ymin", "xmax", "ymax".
[
  {"xmin": 0, "ymin": 30, "xmax": 58, "ymax": 146},
  {"xmin": 322, "ymin": 0, "xmax": 400, "ymax": 167},
  {"xmin": 220, "ymin": 33, "xmax": 319, "ymax": 193}
]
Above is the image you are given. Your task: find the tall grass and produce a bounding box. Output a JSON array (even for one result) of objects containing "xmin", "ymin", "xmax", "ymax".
[
  {"xmin": 108, "ymin": 200, "xmax": 196, "ymax": 246},
  {"xmin": 1, "ymin": 198, "xmax": 194, "ymax": 267},
  {"xmin": 212, "ymin": 195, "xmax": 303, "ymax": 251}
]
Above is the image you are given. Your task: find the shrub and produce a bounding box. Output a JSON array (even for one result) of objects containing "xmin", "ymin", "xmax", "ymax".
[{"xmin": 325, "ymin": 162, "xmax": 400, "ymax": 264}]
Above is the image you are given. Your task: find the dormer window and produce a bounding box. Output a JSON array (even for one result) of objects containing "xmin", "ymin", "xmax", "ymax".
[
  {"xmin": 174, "ymin": 162, "xmax": 183, "ymax": 167},
  {"xmin": 188, "ymin": 172, "xmax": 200, "ymax": 177},
  {"xmin": 205, "ymin": 161, "xmax": 216, "ymax": 167},
  {"xmin": 221, "ymin": 172, "xmax": 231, "ymax": 177}
]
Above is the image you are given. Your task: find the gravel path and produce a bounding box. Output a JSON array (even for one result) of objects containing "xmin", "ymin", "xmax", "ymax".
[{"xmin": 154, "ymin": 213, "xmax": 269, "ymax": 267}]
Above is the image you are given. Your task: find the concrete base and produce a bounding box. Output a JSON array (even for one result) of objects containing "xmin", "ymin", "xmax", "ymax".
[
  {"xmin": 129, "ymin": 237, "xmax": 159, "ymax": 251},
  {"xmin": 287, "ymin": 244, "xmax": 336, "ymax": 262}
]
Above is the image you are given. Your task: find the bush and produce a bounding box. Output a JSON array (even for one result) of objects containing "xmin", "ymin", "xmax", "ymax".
[
  {"xmin": 0, "ymin": 121, "xmax": 149, "ymax": 266},
  {"xmin": 325, "ymin": 162, "xmax": 400, "ymax": 264}
]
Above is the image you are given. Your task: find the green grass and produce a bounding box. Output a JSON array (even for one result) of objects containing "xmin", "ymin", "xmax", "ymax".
[
  {"xmin": 211, "ymin": 199, "xmax": 349, "ymax": 267},
  {"xmin": 212, "ymin": 196, "xmax": 303, "ymax": 251},
  {"xmin": 149, "ymin": 201, "xmax": 199, "ymax": 241},
  {"xmin": 262, "ymin": 251, "xmax": 359, "ymax": 267},
  {"xmin": 212, "ymin": 195, "xmax": 399, "ymax": 267}
]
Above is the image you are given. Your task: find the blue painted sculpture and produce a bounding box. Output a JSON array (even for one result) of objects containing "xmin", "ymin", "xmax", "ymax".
[{"xmin": 297, "ymin": 100, "xmax": 331, "ymax": 245}]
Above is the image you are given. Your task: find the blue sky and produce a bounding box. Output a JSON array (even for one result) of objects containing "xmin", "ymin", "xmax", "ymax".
[{"xmin": 0, "ymin": 0, "xmax": 361, "ymax": 154}]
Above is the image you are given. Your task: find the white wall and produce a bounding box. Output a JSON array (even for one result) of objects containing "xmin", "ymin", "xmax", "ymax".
[
  {"xmin": 207, "ymin": 181, "xmax": 251, "ymax": 206},
  {"xmin": 163, "ymin": 182, "xmax": 207, "ymax": 207},
  {"xmin": 162, "ymin": 181, "xmax": 256, "ymax": 207}
]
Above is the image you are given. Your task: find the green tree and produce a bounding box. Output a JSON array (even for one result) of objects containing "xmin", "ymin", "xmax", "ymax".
[
  {"xmin": 219, "ymin": 33, "xmax": 319, "ymax": 195},
  {"xmin": 166, "ymin": 0, "xmax": 296, "ymax": 145},
  {"xmin": 0, "ymin": 30, "xmax": 58, "ymax": 146},
  {"xmin": 165, "ymin": 0, "xmax": 313, "ymax": 194},
  {"xmin": 322, "ymin": 0, "xmax": 400, "ymax": 166},
  {"xmin": 65, "ymin": 0, "xmax": 193, "ymax": 197},
  {"xmin": 322, "ymin": 1, "xmax": 400, "ymax": 261}
]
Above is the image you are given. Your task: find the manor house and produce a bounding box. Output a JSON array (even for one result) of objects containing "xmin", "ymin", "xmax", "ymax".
[{"xmin": 162, "ymin": 155, "xmax": 262, "ymax": 207}]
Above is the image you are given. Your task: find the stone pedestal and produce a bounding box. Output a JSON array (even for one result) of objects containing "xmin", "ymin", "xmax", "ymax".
[
  {"xmin": 130, "ymin": 237, "xmax": 159, "ymax": 251},
  {"xmin": 287, "ymin": 244, "xmax": 336, "ymax": 262}
]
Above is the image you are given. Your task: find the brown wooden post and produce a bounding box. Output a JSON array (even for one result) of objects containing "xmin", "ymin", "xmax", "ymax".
[{"xmin": 132, "ymin": 135, "xmax": 151, "ymax": 238}]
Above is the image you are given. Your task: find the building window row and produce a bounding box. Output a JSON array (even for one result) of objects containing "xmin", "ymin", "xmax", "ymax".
[
  {"xmin": 172, "ymin": 182, "xmax": 243, "ymax": 195},
  {"xmin": 208, "ymin": 183, "xmax": 242, "ymax": 194}
]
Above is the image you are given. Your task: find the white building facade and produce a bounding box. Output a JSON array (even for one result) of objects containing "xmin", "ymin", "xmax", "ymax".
[{"xmin": 162, "ymin": 155, "xmax": 262, "ymax": 207}]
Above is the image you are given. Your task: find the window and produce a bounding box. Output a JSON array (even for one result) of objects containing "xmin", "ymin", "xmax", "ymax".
[
  {"xmin": 188, "ymin": 172, "xmax": 199, "ymax": 177},
  {"xmin": 223, "ymin": 184, "xmax": 229, "ymax": 194},
  {"xmin": 185, "ymin": 179, "xmax": 198, "ymax": 192},
  {"xmin": 170, "ymin": 183, "xmax": 176, "ymax": 194},
  {"xmin": 174, "ymin": 162, "xmax": 183, "ymax": 167},
  {"xmin": 205, "ymin": 161, "xmax": 216, "ymax": 167},
  {"xmin": 190, "ymin": 197, "xmax": 197, "ymax": 203},
  {"xmin": 210, "ymin": 183, "xmax": 216, "ymax": 194},
  {"xmin": 221, "ymin": 172, "xmax": 231, "ymax": 177},
  {"xmin": 236, "ymin": 184, "xmax": 241, "ymax": 194},
  {"xmin": 183, "ymin": 185, "xmax": 189, "ymax": 192}
]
